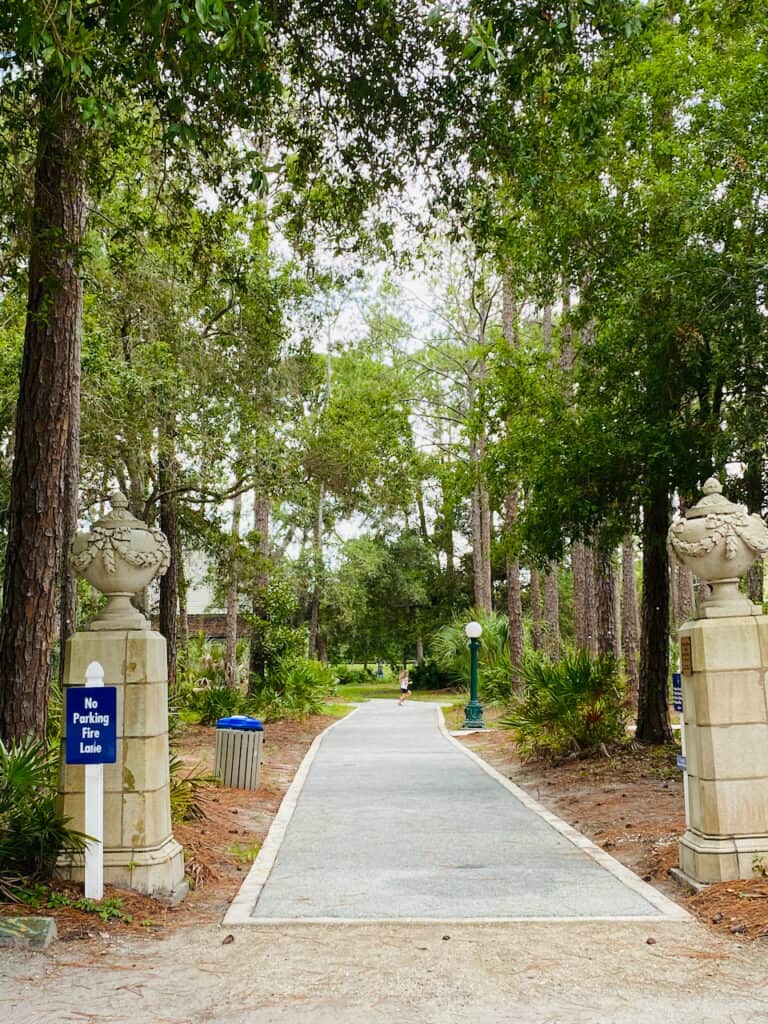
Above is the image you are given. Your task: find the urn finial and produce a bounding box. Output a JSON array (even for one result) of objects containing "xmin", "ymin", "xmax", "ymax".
[
  {"xmin": 71, "ymin": 493, "xmax": 170, "ymax": 631},
  {"xmin": 668, "ymin": 477, "xmax": 768, "ymax": 618}
]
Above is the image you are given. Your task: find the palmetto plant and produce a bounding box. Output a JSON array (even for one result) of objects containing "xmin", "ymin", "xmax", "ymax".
[
  {"xmin": 0, "ymin": 736, "xmax": 87, "ymax": 899},
  {"xmin": 169, "ymin": 753, "xmax": 218, "ymax": 824},
  {"xmin": 500, "ymin": 648, "xmax": 628, "ymax": 761},
  {"xmin": 431, "ymin": 609, "xmax": 513, "ymax": 703},
  {"xmin": 247, "ymin": 659, "xmax": 337, "ymax": 721}
]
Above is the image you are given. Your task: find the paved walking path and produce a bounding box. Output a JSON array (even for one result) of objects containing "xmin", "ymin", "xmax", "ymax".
[{"xmin": 226, "ymin": 700, "xmax": 685, "ymax": 924}]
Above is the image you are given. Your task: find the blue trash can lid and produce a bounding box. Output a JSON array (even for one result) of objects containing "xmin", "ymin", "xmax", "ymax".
[{"xmin": 216, "ymin": 715, "xmax": 264, "ymax": 731}]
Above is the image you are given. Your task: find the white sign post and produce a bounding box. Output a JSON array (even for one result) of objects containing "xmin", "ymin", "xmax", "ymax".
[{"xmin": 84, "ymin": 661, "xmax": 105, "ymax": 900}]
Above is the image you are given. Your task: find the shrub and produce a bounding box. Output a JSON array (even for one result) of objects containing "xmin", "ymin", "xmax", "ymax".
[
  {"xmin": 0, "ymin": 737, "xmax": 87, "ymax": 899},
  {"xmin": 333, "ymin": 664, "xmax": 372, "ymax": 686},
  {"xmin": 190, "ymin": 685, "xmax": 242, "ymax": 725},
  {"xmin": 247, "ymin": 659, "xmax": 336, "ymax": 720},
  {"xmin": 408, "ymin": 660, "xmax": 455, "ymax": 691},
  {"xmin": 500, "ymin": 648, "xmax": 628, "ymax": 761}
]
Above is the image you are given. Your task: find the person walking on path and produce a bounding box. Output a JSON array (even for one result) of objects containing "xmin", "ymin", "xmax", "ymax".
[{"xmin": 397, "ymin": 668, "xmax": 410, "ymax": 705}]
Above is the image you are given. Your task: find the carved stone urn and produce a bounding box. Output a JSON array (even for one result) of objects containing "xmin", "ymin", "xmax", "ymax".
[
  {"xmin": 667, "ymin": 477, "xmax": 768, "ymax": 617},
  {"xmin": 71, "ymin": 493, "xmax": 170, "ymax": 630}
]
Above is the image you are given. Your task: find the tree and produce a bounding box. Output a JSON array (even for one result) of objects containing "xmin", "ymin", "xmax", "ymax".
[{"xmin": 0, "ymin": 1, "xmax": 278, "ymax": 738}]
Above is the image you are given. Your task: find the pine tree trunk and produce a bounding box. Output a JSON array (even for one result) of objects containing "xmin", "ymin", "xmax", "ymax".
[
  {"xmin": 416, "ymin": 487, "xmax": 429, "ymax": 543},
  {"xmin": 158, "ymin": 451, "xmax": 179, "ymax": 696},
  {"xmin": 542, "ymin": 561, "xmax": 561, "ymax": 661},
  {"xmin": 505, "ymin": 491, "xmax": 524, "ymax": 677},
  {"xmin": 308, "ymin": 484, "xmax": 324, "ymax": 658},
  {"xmin": 0, "ymin": 86, "xmax": 85, "ymax": 741},
  {"xmin": 470, "ymin": 480, "xmax": 486, "ymax": 611},
  {"xmin": 744, "ymin": 453, "xmax": 765, "ymax": 605},
  {"xmin": 469, "ymin": 428, "xmax": 492, "ymax": 614},
  {"xmin": 621, "ymin": 535, "xmax": 640, "ymax": 705},
  {"xmin": 416, "ymin": 636, "xmax": 424, "ymax": 664},
  {"xmin": 636, "ymin": 480, "xmax": 673, "ymax": 744},
  {"xmin": 583, "ymin": 545, "xmax": 598, "ymax": 654},
  {"xmin": 224, "ymin": 492, "xmax": 243, "ymax": 688},
  {"xmin": 530, "ymin": 569, "xmax": 543, "ymax": 650},
  {"xmin": 177, "ymin": 553, "xmax": 189, "ymax": 659},
  {"xmin": 595, "ymin": 545, "xmax": 620, "ymax": 658},
  {"xmin": 673, "ymin": 563, "xmax": 696, "ymax": 625},
  {"xmin": 249, "ymin": 494, "xmax": 270, "ymax": 690},
  {"xmin": 58, "ymin": 413, "xmax": 81, "ymax": 688},
  {"xmin": 573, "ymin": 541, "xmax": 599, "ymax": 654},
  {"xmin": 480, "ymin": 481, "xmax": 492, "ymax": 611}
]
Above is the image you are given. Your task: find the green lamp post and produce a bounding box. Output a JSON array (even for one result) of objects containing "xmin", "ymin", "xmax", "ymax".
[{"xmin": 462, "ymin": 620, "xmax": 484, "ymax": 730}]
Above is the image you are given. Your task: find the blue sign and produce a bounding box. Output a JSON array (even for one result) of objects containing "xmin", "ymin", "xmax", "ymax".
[
  {"xmin": 65, "ymin": 687, "xmax": 117, "ymax": 764},
  {"xmin": 677, "ymin": 754, "xmax": 687, "ymax": 771},
  {"xmin": 672, "ymin": 672, "xmax": 683, "ymax": 713}
]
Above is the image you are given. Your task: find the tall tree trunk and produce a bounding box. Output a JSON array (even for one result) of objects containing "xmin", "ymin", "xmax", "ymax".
[
  {"xmin": 249, "ymin": 494, "xmax": 270, "ymax": 690},
  {"xmin": 505, "ymin": 491, "xmax": 524, "ymax": 677},
  {"xmin": 530, "ymin": 569, "xmax": 543, "ymax": 650},
  {"xmin": 416, "ymin": 636, "xmax": 424, "ymax": 664},
  {"xmin": 158, "ymin": 450, "xmax": 179, "ymax": 697},
  {"xmin": 224, "ymin": 491, "xmax": 243, "ymax": 688},
  {"xmin": 744, "ymin": 452, "xmax": 765, "ymax": 605},
  {"xmin": 58, "ymin": 414, "xmax": 80, "ymax": 689},
  {"xmin": 416, "ymin": 486, "xmax": 429, "ymax": 543},
  {"xmin": 672, "ymin": 563, "xmax": 696, "ymax": 625},
  {"xmin": 501, "ymin": 273, "xmax": 523, "ymax": 674},
  {"xmin": 572, "ymin": 541, "xmax": 597, "ymax": 653},
  {"xmin": 177, "ymin": 552, "xmax": 189, "ymax": 660},
  {"xmin": 480, "ymin": 482, "xmax": 492, "ymax": 610},
  {"xmin": 469, "ymin": 429, "xmax": 492, "ymax": 614},
  {"xmin": 672, "ymin": 496, "xmax": 696, "ymax": 624},
  {"xmin": 595, "ymin": 545, "xmax": 620, "ymax": 658},
  {"xmin": 0, "ymin": 86, "xmax": 85, "ymax": 741},
  {"xmin": 542, "ymin": 561, "xmax": 561, "ymax": 661},
  {"xmin": 636, "ymin": 479, "xmax": 673, "ymax": 744},
  {"xmin": 621, "ymin": 535, "xmax": 640, "ymax": 706},
  {"xmin": 586, "ymin": 550, "xmax": 598, "ymax": 652},
  {"xmin": 308, "ymin": 484, "xmax": 324, "ymax": 658}
]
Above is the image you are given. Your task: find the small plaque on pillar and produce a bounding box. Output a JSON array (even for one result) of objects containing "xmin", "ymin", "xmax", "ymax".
[{"xmin": 680, "ymin": 637, "xmax": 693, "ymax": 675}]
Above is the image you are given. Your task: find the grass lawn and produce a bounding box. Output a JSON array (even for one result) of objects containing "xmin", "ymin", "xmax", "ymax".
[{"xmin": 335, "ymin": 681, "xmax": 466, "ymax": 706}]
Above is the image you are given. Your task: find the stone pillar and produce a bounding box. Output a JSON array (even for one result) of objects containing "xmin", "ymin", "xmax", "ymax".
[
  {"xmin": 669, "ymin": 477, "xmax": 768, "ymax": 884},
  {"xmin": 57, "ymin": 493, "xmax": 187, "ymax": 900},
  {"xmin": 678, "ymin": 615, "xmax": 768, "ymax": 881}
]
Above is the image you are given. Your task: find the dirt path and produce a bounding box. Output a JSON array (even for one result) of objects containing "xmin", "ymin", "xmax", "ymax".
[{"xmin": 3, "ymin": 916, "xmax": 768, "ymax": 1023}]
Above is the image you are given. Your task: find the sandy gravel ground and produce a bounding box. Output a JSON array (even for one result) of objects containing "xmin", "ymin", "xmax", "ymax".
[{"xmin": 3, "ymin": 918, "xmax": 768, "ymax": 1024}]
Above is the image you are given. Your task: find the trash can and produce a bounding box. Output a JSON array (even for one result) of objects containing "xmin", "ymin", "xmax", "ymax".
[{"xmin": 214, "ymin": 716, "xmax": 264, "ymax": 790}]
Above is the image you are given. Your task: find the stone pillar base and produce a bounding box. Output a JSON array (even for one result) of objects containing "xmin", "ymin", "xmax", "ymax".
[
  {"xmin": 58, "ymin": 837, "xmax": 188, "ymax": 903},
  {"xmin": 678, "ymin": 614, "xmax": 768, "ymax": 884},
  {"xmin": 58, "ymin": 630, "xmax": 187, "ymax": 904},
  {"xmin": 679, "ymin": 828, "xmax": 768, "ymax": 884}
]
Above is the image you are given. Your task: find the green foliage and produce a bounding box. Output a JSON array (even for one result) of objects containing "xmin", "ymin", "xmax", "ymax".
[
  {"xmin": 247, "ymin": 659, "xmax": 336, "ymax": 721},
  {"xmin": 323, "ymin": 530, "xmax": 462, "ymax": 667},
  {"xmin": 408, "ymin": 659, "xmax": 455, "ymax": 691},
  {"xmin": 169, "ymin": 753, "xmax": 218, "ymax": 824},
  {"xmin": 246, "ymin": 569, "xmax": 307, "ymax": 683},
  {"xmin": 0, "ymin": 737, "xmax": 87, "ymax": 898},
  {"xmin": 189, "ymin": 686, "xmax": 242, "ymax": 727},
  {"xmin": 500, "ymin": 649, "xmax": 628, "ymax": 761},
  {"xmin": 228, "ymin": 840, "xmax": 261, "ymax": 865},
  {"xmin": 431, "ymin": 610, "xmax": 513, "ymax": 703},
  {"xmin": 46, "ymin": 890, "xmax": 133, "ymax": 923},
  {"xmin": 333, "ymin": 664, "xmax": 374, "ymax": 686}
]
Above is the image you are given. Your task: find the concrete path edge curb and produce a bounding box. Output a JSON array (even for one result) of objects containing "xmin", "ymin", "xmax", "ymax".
[
  {"xmin": 439, "ymin": 708, "xmax": 690, "ymax": 921},
  {"xmin": 222, "ymin": 707, "xmax": 361, "ymax": 926}
]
